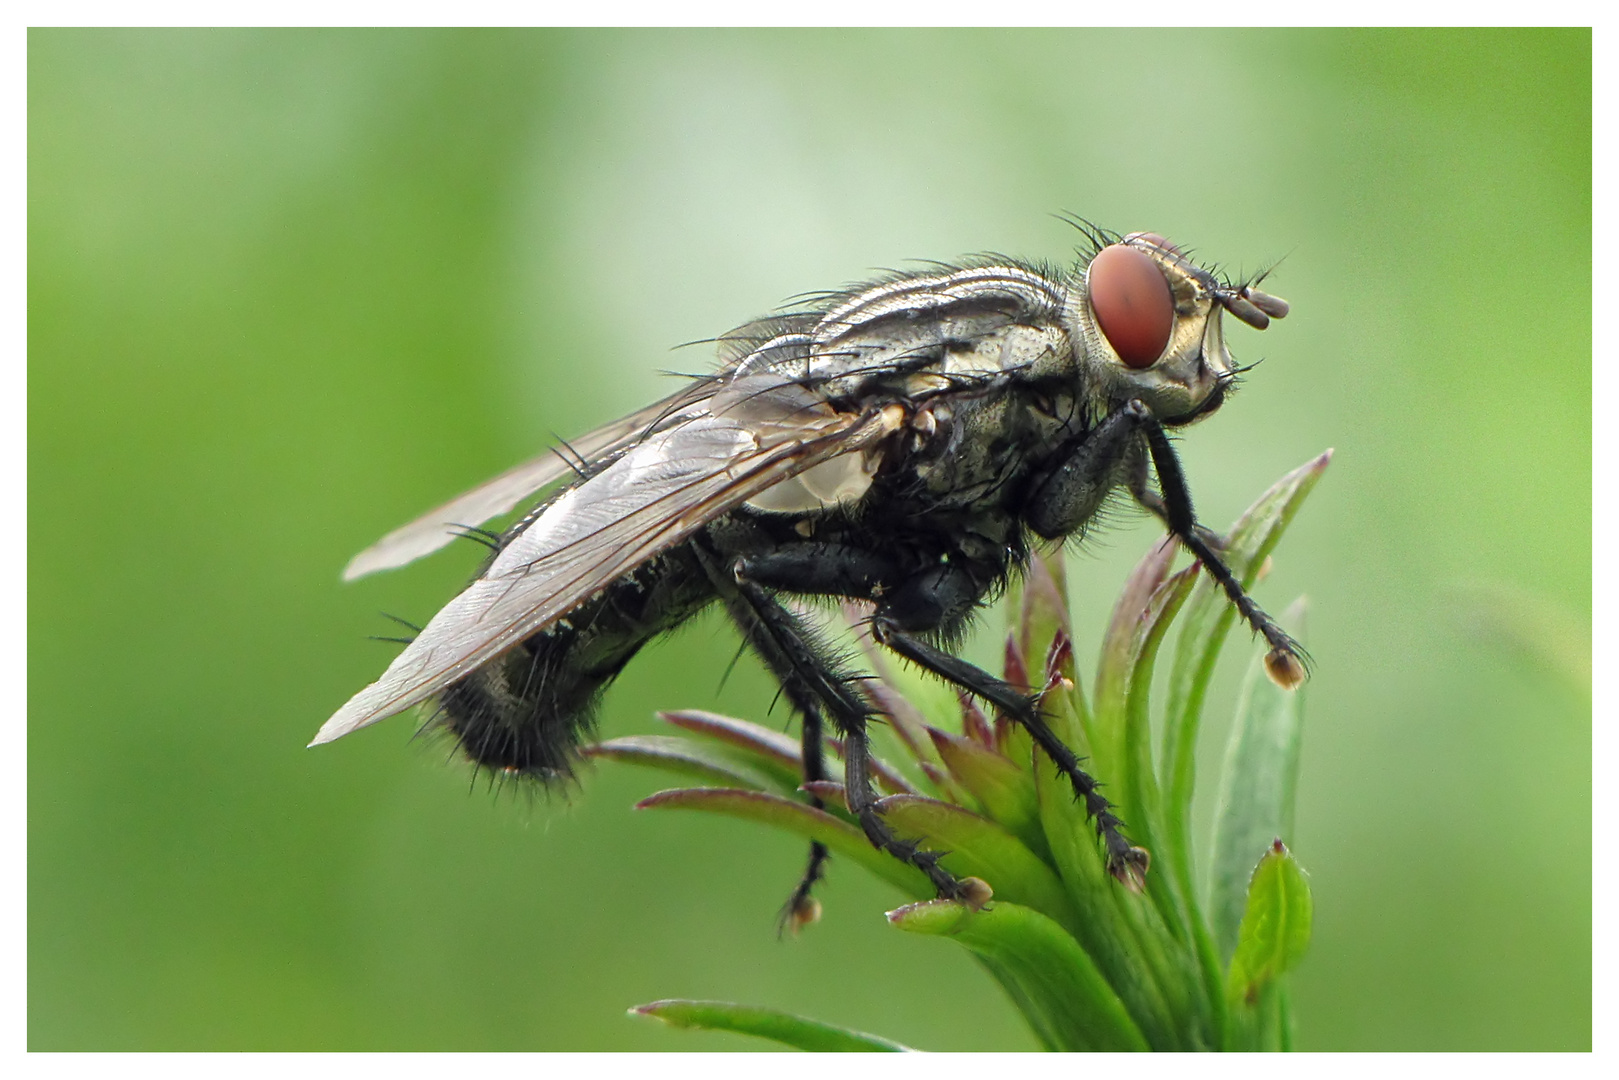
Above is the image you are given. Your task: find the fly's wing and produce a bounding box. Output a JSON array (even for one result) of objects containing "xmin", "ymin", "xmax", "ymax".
[
  {"xmin": 312, "ymin": 375, "xmax": 902, "ymax": 747},
  {"xmin": 341, "ymin": 380, "xmax": 721, "ymax": 581}
]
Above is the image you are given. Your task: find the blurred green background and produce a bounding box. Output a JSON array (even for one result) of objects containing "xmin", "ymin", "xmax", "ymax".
[{"xmin": 29, "ymin": 28, "xmax": 1589, "ymax": 1050}]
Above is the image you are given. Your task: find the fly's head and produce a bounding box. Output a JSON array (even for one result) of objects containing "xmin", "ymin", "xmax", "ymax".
[{"xmin": 1068, "ymin": 231, "xmax": 1289, "ymax": 425}]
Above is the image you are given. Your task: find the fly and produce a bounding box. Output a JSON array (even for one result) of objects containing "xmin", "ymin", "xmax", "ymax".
[{"xmin": 313, "ymin": 222, "xmax": 1303, "ymax": 923}]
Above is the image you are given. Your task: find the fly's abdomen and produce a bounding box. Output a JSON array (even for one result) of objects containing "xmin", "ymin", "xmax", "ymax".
[{"xmin": 435, "ymin": 545, "xmax": 717, "ymax": 782}]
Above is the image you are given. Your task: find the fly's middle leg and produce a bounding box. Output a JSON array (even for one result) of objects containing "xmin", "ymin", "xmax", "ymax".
[{"xmin": 870, "ymin": 565, "xmax": 1150, "ymax": 889}]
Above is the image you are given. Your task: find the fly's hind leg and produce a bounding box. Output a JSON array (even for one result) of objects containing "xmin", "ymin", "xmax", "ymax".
[
  {"xmin": 782, "ymin": 703, "xmax": 830, "ymax": 934},
  {"xmin": 693, "ymin": 542, "xmax": 971, "ymax": 918}
]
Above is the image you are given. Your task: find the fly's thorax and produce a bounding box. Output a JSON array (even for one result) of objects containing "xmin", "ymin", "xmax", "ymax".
[
  {"xmin": 1064, "ymin": 233, "xmax": 1239, "ymax": 424},
  {"xmin": 901, "ymin": 388, "xmax": 1067, "ymax": 509}
]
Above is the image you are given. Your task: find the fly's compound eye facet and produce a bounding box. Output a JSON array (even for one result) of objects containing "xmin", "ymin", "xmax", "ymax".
[{"xmin": 1087, "ymin": 243, "xmax": 1174, "ymax": 370}]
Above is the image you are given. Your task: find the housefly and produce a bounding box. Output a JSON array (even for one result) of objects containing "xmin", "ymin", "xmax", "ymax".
[{"xmin": 313, "ymin": 222, "xmax": 1302, "ymax": 920}]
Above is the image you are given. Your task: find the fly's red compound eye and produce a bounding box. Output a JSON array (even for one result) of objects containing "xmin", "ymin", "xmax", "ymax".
[{"xmin": 1087, "ymin": 243, "xmax": 1174, "ymax": 369}]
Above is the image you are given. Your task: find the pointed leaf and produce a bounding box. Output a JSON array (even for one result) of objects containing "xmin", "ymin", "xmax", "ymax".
[
  {"xmin": 875, "ymin": 794, "xmax": 1079, "ymax": 932},
  {"xmin": 1017, "ymin": 550, "xmax": 1072, "ymax": 681},
  {"xmin": 657, "ymin": 709, "xmax": 917, "ymax": 796},
  {"xmin": 926, "ymin": 726, "xmax": 1048, "ymax": 859},
  {"xmin": 636, "ymin": 787, "xmax": 927, "ymax": 895},
  {"xmin": 585, "ymin": 736, "xmax": 781, "ymax": 792},
  {"xmin": 959, "ymin": 693, "xmax": 995, "ymax": 748},
  {"xmin": 656, "ymin": 710, "xmax": 805, "ymax": 789},
  {"xmin": 1122, "ymin": 562, "xmax": 1199, "ymax": 849},
  {"xmin": 630, "ymin": 999, "xmax": 911, "ymax": 1051},
  {"xmin": 1092, "ymin": 538, "xmax": 1179, "ymax": 789},
  {"xmin": 886, "ymin": 899, "xmax": 1148, "ymax": 1051},
  {"xmin": 1227, "ymin": 841, "xmax": 1313, "ymax": 1007},
  {"xmin": 1211, "ymin": 598, "xmax": 1309, "ymax": 958}
]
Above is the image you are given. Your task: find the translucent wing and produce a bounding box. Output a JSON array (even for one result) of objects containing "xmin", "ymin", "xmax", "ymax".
[
  {"xmin": 313, "ymin": 374, "xmax": 902, "ymax": 747},
  {"xmin": 341, "ymin": 381, "xmax": 721, "ymax": 581}
]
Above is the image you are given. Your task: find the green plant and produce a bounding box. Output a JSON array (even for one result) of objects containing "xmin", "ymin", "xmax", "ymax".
[{"xmin": 590, "ymin": 451, "xmax": 1329, "ymax": 1051}]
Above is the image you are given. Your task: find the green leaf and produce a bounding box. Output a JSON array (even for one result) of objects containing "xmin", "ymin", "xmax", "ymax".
[
  {"xmin": 585, "ymin": 735, "xmax": 782, "ymax": 792},
  {"xmin": 630, "ymin": 999, "xmax": 912, "ymax": 1051},
  {"xmin": 1120, "ymin": 562, "xmax": 1199, "ymax": 858},
  {"xmin": 1227, "ymin": 841, "xmax": 1313, "ymax": 1008},
  {"xmin": 886, "ymin": 899, "xmax": 1149, "ymax": 1051},
  {"xmin": 655, "ymin": 710, "xmax": 808, "ymax": 790},
  {"xmin": 655, "ymin": 709, "xmax": 916, "ymax": 796},
  {"xmin": 874, "ymin": 794, "xmax": 1078, "ymax": 929},
  {"xmin": 1210, "ymin": 598, "xmax": 1309, "ymax": 959},
  {"xmin": 635, "ymin": 787, "xmax": 928, "ymax": 895},
  {"xmin": 924, "ymin": 726, "xmax": 1049, "ymax": 859},
  {"xmin": 1016, "ymin": 548, "xmax": 1073, "ymax": 684},
  {"xmin": 1031, "ymin": 747, "xmax": 1199, "ymax": 1051},
  {"xmin": 1092, "ymin": 538, "xmax": 1180, "ymax": 797}
]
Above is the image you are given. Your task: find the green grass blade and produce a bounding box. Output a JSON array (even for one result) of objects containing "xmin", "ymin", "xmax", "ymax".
[
  {"xmin": 1092, "ymin": 538, "xmax": 1180, "ymax": 796},
  {"xmin": 886, "ymin": 899, "xmax": 1149, "ymax": 1051},
  {"xmin": 1210, "ymin": 598, "xmax": 1309, "ymax": 959},
  {"xmin": 1162, "ymin": 451, "xmax": 1331, "ymax": 844},
  {"xmin": 630, "ymin": 999, "xmax": 912, "ymax": 1051},
  {"xmin": 1016, "ymin": 549, "xmax": 1074, "ymax": 683}
]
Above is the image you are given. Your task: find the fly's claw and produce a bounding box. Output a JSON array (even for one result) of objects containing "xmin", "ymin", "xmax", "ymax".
[
  {"xmin": 1264, "ymin": 646, "xmax": 1308, "ymax": 691},
  {"xmin": 950, "ymin": 875, "xmax": 994, "ymax": 910},
  {"xmin": 780, "ymin": 892, "xmax": 822, "ymax": 936},
  {"xmin": 1107, "ymin": 846, "xmax": 1151, "ymax": 893}
]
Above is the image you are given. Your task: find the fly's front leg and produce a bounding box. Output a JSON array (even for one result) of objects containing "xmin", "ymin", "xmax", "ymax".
[
  {"xmin": 870, "ymin": 566, "xmax": 1150, "ymax": 889},
  {"xmin": 1127, "ymin": 450, "xmax": 1226, "ymax": 553},
  {"xmin": 1137, "ymin": 415, "xmax": 1309, "ymax": 687},
  {"xmin": 1028, "ymin": 400, "xmax": 1307, "ymax": 688}
]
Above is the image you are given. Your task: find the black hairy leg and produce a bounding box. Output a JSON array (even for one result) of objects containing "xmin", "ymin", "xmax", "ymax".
[
  {"xmin": 870, "ymin": 601, "xmax": 1150, "ymax": 890},
  {"xmin": 734, "ymin": 543, "xmax": 899, "ymax": 601},
  {"xmin": 1126, "ymin": 449, "xmax": 1227, "ymax": 554},
  {"xmin": 782, "ymin": 704, "xmax": 831, "ymax": 935},
  {"xmin": 1135, "ymin": 409, "xmax": 1308, "ymax": 687},
  {"xmin": 1030, "ymin": 399, "xmax": 1306, "ymax": 687},
  {"xmin": 692, "ymin": 542, "xmax": 973, "ymax": 914}
]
